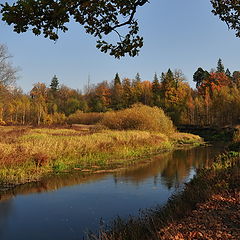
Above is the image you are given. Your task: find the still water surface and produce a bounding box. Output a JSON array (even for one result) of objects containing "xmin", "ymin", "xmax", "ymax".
[{"xmin": 0, "ymin": 145, "xmax": 223, "ymax": 240}]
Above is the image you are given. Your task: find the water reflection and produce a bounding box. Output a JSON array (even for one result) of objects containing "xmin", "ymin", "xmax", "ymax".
[
  {"xmin": 0, "ymin": 200, "xmax": 13, "ymax": 239},
  {"xmin": 0, "ymin": 146, "xmax": 219, "ymax": 201},
  {"xmin": 0, "ymin": 145, "xmax": 223, "ymax": 240},
  {"xmin": 116, "ymin": 146, "xmax": 219, "ymax": 189}
]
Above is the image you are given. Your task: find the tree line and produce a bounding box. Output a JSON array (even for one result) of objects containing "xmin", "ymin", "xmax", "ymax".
[{"xmin": 0, "ymin": 45, "xmax": 240, "ymax": 127}]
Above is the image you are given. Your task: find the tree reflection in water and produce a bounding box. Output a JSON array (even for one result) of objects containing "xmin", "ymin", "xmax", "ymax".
[
  {"xmin": 0, "ymin": 145, "xmax": 222, "ymax": 201},
  {"xmin": 116, "ymin": 146, "xmax": 221, "ymax": 189},
  {"xmin": 0, "ymin": 145, "xmax": 224, "ymax": 240}
]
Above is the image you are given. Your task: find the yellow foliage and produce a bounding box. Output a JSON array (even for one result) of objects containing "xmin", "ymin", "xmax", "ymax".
[
  {"xmin": 52, "ymin": 112, "xmax": 66, "ymax": 125},
  {"xmin": 101, "ymin": 104, "xmax": 175, "ymax": 134},
  {"xmin": 67, "ymin": 110, "xmax": 103, "ymax": 125}
]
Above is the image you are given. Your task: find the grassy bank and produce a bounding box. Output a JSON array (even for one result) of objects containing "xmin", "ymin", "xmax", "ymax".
[
  {"xmin": 0, "ymin": 126, "xmax": 202, "ymax": 189},
  {"xmin": 88, "ymin": 144, "xmax": 239, "ymax": 240}
]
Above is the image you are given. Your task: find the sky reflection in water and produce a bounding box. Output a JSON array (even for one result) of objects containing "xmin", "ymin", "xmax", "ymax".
[{"xmin": 0, "ymin": 145, "xmax": 222, "ymax": 240}]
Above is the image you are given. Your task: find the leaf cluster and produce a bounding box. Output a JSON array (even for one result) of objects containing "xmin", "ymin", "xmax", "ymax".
[
  {"xmin": 211, "ymin": 0, "xmax": 240, "ymax": 37},
  {"xmin": 1, "ymin": 0, "xmax": 148, "ymax": 58}
]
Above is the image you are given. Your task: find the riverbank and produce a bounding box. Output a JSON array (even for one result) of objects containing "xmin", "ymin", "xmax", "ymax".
[
  {"xmin": 89, "ymin": 149, "xmax": 239, "ymax": 240},
  {"xmin": 0, "ymin": 126, "xmax": 203, "ymax": 191}
]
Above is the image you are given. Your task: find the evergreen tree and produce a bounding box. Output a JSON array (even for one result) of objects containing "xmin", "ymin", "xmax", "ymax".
[
  {"xmin": 122, "ymin": 78, "xmax": 133, "ymax": 107},
  {"xmin": 216, "ymin": 58, "xmax": 225, "ymax": 73},
  {"xmin": 135, "ymin": 73, "xmax": 141, "ymax": 83},
  {"xmin": 162, "ymin": 69, "xmax": 175, "ymax": 90},
  {"xmin": 152, "ymin": 73, "xmax": 161, "ymax": 106},
  {"xmin": 225, "ymin": 68, "xmax": 231, "ymax": 77},
  {"xmin": 111, "ymin": 84, "xmax": 124, "ymax": 110},
  {"xmin": 113, "ymin": 73, "xmax": 121, "ymax": 86},
  {"xmin": 131, "ymin": 73, "xmax": 142, "ymax": 103},
  {"xmin": 152, "ymin": 73, "xmax": 160, "ymax": 93},
  {"xmin": 166, "ymin": 69, "xmax": 174, "ymax": 82},
  {"xmin": 111, "ymin": 74, "xmax": 123, "ymax": 110},
  {"xmin": 50, "ymin": 75, "xmax": 59, "ymax": 92},
  {"xmin": 193, "ymin": 68, "xmax": 209, "ymax": 88}
]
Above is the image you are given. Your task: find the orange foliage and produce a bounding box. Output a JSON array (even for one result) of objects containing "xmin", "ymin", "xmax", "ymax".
[
  {"xmin": 199, "ymin": 72, "xmax": 231, "ymax": 96},
  {"xmin": 95, "ymin": 82, "xmax": 111, "ymax": 106}
]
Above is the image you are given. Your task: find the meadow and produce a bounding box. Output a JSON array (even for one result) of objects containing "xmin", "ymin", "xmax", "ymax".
[{"xmin": 0, "ymin": 126, "xmax": 202, "ymax": 189}]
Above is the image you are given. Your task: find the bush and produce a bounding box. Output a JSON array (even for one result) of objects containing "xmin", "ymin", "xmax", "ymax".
[
  {"xmin": 67, "ymin": 110, "xmax": 104, "ymax": 125},
  {"xmin": 52, "ymin": 112, "xmax": 66, "ymax": 125},
  {"xmin": 101, "ymin": 104, "xmax": 175, "ymax": 134},
  {"xmin": 43, "ymin": 114, "xmax": 53, "ymax": 126}
]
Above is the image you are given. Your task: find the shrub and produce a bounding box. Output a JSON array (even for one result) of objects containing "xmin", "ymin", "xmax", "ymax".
[
  {"xmin": 51, "ymin": 112, "xmax": 66, "ymax": 125},
  {"xmin": 101, "ymin": 104, "xmax": 175, "ymax": 134},
  {"xmin": 43, "ymin": 114, "xmax": 53, "ymax": 126},
  {"xmin": 67, "ymin": 110, "xmax": 103, "ymax": 125}
]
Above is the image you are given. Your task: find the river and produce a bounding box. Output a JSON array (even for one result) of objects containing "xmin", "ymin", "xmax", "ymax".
[{"xmin": 0, "ymin": 145, "xmax": 223, "ymax": 240}]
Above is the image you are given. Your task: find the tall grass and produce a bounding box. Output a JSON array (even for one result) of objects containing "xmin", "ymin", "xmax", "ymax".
[{"xmin": 0, "ymin": 126, "xmax": 202, "ymax": 187}]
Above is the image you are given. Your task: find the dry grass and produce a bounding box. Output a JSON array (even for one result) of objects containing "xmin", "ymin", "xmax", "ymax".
[
  {"xmin": 67, "ymin": 104, "xmax": 176, "ymax": 135},
  {"xmin": 0, "ymin": 126, "xmax": 202, "ymax": 187},
  {"xmin": 170, "ymin": 132, "xmax": 203, "ymax": 145}
]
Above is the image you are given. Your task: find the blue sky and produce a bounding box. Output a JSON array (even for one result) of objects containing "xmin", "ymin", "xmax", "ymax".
[{"xmin": 0, "ymin": 0, "xmax": 240, "ymax": 92}]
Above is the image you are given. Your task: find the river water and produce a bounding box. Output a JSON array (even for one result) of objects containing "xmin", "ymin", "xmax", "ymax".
[{"xmin": 0, "ymin": 145, "xmax": 223, "ymax": 240}]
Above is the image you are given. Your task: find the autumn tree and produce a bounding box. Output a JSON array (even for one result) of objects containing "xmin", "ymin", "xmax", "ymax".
[
  {"xmin": 30, "ymin": 83, "xmax": 48, "ymax": 125},
  {"xmin": 160, "ymin": 69, "xmax": 190, "ymax": 124},
  {"xmin": 94, "ymin": 81, "xmax": 111, "ymax": 111},
  {"xmin": 0, "ymin": 84, "xmax": 10, "ymax": 124},
  {"xmin": 121, "ymin": 78, "xmax": 134, "ymax": 108},
  {"xmin": 131, "ymin": 73, "xmax": 143, "ymax": 103},
  {"xmin": 232, "ymin": 71, "xmax": 240, "ymax": 88},
  {"xmin": 199, "ymin": 72, "xmax": 230, "ymax": 97},
  {"xmin": 140, "ymin": 81, "xmax": 153, "ymax": 106},
  {"xmin": 57, "ymin": 85, "xmax": 87, "ymax": 114},
  {"xmin": 19, "ymin": 95, "xmax": 30, "ymax": 125}
]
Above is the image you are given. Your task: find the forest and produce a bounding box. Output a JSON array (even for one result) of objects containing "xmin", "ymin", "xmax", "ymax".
[
  {"xmin": 1, "ymin": 49, "xmax": 240, "ymax": 128},
  {"xmin": 0, "ymin": 1, "xmax": 240, "ymax": 239}
]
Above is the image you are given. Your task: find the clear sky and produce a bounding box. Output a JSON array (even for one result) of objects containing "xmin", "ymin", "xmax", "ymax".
[{"xmin": 0, "ymin": 0, "xmax": 240, "ymax": 93}]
